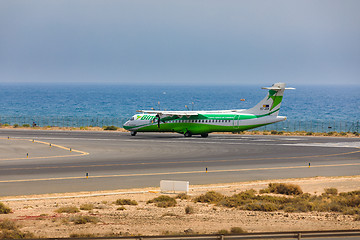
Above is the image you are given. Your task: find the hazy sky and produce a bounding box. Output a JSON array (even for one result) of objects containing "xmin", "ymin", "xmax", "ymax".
[{"xmin": 1, "ymin": 0, "xmax": 359, "ymax": 85}]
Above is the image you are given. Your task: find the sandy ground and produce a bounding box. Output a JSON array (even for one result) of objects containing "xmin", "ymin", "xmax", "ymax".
[{"xmin": 1, "ymin": 176, "xmax": 360, "ymax": 238}]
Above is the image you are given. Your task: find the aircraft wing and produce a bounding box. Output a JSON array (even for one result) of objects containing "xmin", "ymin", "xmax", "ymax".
[{"xmin": 136, "ymin": 110, "xmax": 199, "ymax": 117}]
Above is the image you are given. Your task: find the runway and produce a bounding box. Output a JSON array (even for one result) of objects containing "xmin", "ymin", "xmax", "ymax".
[{"xmin": 0, "ymin": 129, "xmax": 359, "ymax": 196}]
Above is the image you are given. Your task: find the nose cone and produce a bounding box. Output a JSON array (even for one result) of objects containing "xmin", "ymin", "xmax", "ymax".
[{"xmin": 123, "ymin": 121, "xmax": 130, "ymax": 129}]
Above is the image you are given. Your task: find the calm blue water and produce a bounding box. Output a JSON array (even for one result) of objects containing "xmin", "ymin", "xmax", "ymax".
[{"xmin": 0, "ymin": 84, "xmax": 359, "ymax": 130}]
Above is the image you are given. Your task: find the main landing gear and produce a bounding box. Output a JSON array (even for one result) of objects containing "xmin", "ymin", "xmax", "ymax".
[
  {"xmin": 130, "ymin": 131, "xmax": 137, "ymax": 136},
  {"xmin": 201, "ymin": 133, "xmax": 209, "ymax": 138},
  {"xmin": 184, "ymin": 132, "xmax": 209, "ymax": 138}
]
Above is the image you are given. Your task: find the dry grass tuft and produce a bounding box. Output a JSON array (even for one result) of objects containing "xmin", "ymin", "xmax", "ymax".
[
  {"xmin": 324, "ymin": 188, "xmax": 338, "ymax": 196},
  {"xmin": 115, "ymin": 199, "xmax": 138, "ymax": 206},
  {"xmin": 0, "ymin": 202, "xmax": 11, "ymax": 214},
  {"xmin": 176, "ymin": 193, "xmax": 191, "ymax": 200},
  {"xmin": 194, "ymin": 191, "xmax": 224, "ymax": 203},
  {"xmin": 147, "ymin": 195, "xmax": 177, "ymax": 208},
  {"xmin": 185, "ymin": 205, "xmax": 195, "ymax": 214},
  {"xmin": 260, "ymin": 183, "xmax": 303, "ymax": 195},
  {"xmin": 0, "ymin": 219, "xmax": 35, "ymax": 239},
  {"xmin": 80, "ymin": 203, "xmax": 94, "ymax": 210},
  {"xmin": 70, "ymin": 215, "xmax": 99, "ymax": 224},
  {"xmin": 55, "ymin": 206, "xmax": 80, "ymax": 214}
]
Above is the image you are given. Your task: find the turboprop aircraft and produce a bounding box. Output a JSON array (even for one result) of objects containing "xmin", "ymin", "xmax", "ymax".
[{"xmin": 123, "ymin": 83, "xmax": 294, "ymax": 137}]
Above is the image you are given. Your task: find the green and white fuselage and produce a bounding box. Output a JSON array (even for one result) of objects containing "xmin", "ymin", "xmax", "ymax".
[{"xmin": 123, "ymin": 83, "xmax": 294, "ymax": 137}]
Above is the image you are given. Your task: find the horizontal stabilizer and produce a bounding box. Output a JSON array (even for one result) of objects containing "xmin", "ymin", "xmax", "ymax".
[{"xmin": 262, "ymin": 86, "xmax": 296, "ymax": 90}]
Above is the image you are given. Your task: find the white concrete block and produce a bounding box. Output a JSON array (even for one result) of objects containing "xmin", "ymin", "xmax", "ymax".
[{"xmin": 160, "ymin": 180, "xmax": 189, "ymax": 193}]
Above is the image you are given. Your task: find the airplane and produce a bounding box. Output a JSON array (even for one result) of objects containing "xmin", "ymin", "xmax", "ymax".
[{"xmin": 123, "ymin": 83, "xmax": 294, "ymax": 137}]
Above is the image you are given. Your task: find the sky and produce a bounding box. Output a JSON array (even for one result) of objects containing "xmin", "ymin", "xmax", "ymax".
[{"xmin": 1, "ymin": 0, "xmax": 359, "ymax": 86}]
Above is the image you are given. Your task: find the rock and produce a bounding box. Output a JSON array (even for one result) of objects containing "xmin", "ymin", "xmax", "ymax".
[{"xmin": 184, "ymin": 228, "xmax": 194, "ymax": 234}]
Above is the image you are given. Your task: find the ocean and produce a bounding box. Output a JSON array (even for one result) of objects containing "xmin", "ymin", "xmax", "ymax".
[{"xmin": 0, "ymin": 83, "xmax": 359, "ymax": 132}]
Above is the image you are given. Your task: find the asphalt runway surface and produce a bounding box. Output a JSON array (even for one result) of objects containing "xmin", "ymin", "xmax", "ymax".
[{"xmin": 0, "ymin": 129, "xmax": 359, "ymax": 196}]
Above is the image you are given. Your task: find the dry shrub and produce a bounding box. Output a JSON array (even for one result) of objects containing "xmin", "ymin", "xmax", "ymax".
[
  {"xmin": 0, "ymin": 219, "xmax": 35, "ymax": 239},
  {"xmin": 230, "ymin": 227, "xmax": 247, "ymax": 234},
  {"xmin": 324, "ymin": 188, "xmax": 338, "ymax": 195},
  {"xmin": 194, "ymin": 191, "xmax": 224, "ymax": 203},
  {"xmin": 80, "ymin": 203, "xmax": 94, "ymax": 210},
  {"xmin": 70, "ymin": 233, "xmax": 96, "ymax": 238},
  {"xmin": 115, "ymin": 199, "xmax": 138, "ymax": 206},
  {"xmin": 218, "ymin": 227, "xmax": 247, "ymax": 234},
  {"xmin": 70, "ymin": 215, "xmax": 99, "ymax": 224},
  {"xmin": 0, "ymin": 202, "xmax": 11, "ymax": 214},
  {"xmin": 0, "ymin": 219, "xmax": 17, "ymax": 230},
  {"xmin": 218, "ymin": 229, "xmax": 229, "ymax": 234},
  {"xmin": 103, "ymin": 125, "xmax": 118, "ymax": 130},
  {"xmin": 262, "ymin": 183, "xmax": 303, "ymax": 195},
  {"xmin": 342, "ymin": 208, "xmax": 360, "ymax": 215},
  {"xmin": 220, "ymin": 190, "xmax": 259, "ymax": 208},
  {"xmin": 117, "ymin": 206, "xmax": 126, "ymax": 211},
  {"xmin": 185, "ymin": 205, "xmax": 194, "ymax": 214},
  {"xmin": 194, "ymin": 189, "xmax": 360, "ymax": 215},
  {"xmin": 55, "ymin": 206, "xmax": 80, "ymax": 213},
  {"xmin": 176, "ymin": 193, "xmax": 190, "ymax": 200},
  {"xmin": 147, "ymin": 195, "xmax": 177, "ymax": 208},
  {"xmin": 245, "ymin": 202, "xmax": 278, "ymax": 212},
  {"xmin": 0, "ymin": 229, "xmax": 35, "ymax": 239}
]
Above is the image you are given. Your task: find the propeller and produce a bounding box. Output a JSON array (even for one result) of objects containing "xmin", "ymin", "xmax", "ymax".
[{"xmin": 156, "ymin": 114, "xmax": 161, "ymax": 128}]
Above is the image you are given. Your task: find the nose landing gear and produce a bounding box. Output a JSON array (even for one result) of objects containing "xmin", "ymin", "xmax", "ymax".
[
  {"xmin": 130, "ymin": 131, "xmax": 137, "ymax": 136},
  {"xmin": 184, "ymin": 132, "xmax": 192, "ymax": 137}
]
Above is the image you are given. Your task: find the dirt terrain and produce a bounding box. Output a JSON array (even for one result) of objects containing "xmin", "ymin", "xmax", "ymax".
[{"xmin": 1, "ymin": 176, "xmax": 360, "ymax": 238}]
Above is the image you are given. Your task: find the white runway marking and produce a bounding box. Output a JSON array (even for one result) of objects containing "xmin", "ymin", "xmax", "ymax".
[
  {"xmin": 279, "ymin": 138, "xmax": 303, "ymax": 141},
  {"xmin": 282, "ymin": 142, "xmax": 360, "ymax": 148},
  {"xmin": 7, "ymin": 136, "xmax": 360, "ymax": 148},
  {"xmin": 251, "ymin": 139, "xmax": 275, "ymax": 141}
]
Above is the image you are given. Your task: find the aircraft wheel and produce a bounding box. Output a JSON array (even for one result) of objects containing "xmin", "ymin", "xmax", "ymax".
[
  {"xmin": 130, "ymin": 131, "xmax": 137, "ymax": 136},
  {"xmin": 184, "ymin": 132, "xmax": 192, "ymax": 137},
  {"xmin": 201, "ymin": 133, "xmax": 209, "ymax": 138}
]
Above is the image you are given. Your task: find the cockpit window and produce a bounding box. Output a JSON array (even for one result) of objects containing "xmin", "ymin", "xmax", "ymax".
[{"xmin": 130, "ymin": 117, "xmax": 135, "ymax": 121}]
